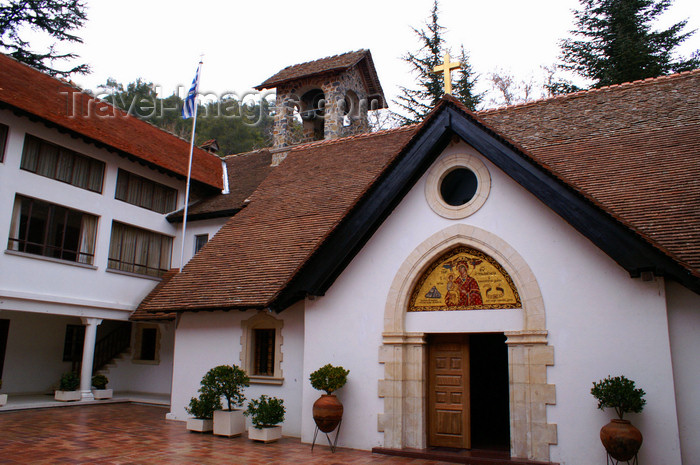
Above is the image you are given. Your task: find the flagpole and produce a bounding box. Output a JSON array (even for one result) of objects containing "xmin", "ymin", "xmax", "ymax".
[{"xmin": 179, "ymin": 59, "xmax": 202, "ymax": 271}]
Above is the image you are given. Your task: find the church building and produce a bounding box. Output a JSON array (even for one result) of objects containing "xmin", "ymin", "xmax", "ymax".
[
  {"xmin": 135, "ymin": 50, "xmax": 700, "ymax": 465},
  {"xmin": 0, "ymin": 49, "xmax": 697, "ymax": 465}
]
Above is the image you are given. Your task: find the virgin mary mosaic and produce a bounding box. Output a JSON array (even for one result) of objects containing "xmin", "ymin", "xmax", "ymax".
[{"xmin": 408, "ymin": 246, "xmax": 521, "ymax": 311}]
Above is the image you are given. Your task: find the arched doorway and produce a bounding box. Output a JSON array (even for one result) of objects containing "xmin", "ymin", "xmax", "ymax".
[{"xmin": 378, "ymin": 224, "xmax": 557, "ymax": 462}]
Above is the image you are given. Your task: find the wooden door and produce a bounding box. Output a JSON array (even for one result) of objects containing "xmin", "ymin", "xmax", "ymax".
[{"xmin": 428, "ymin": 334, "xmax": 470, "ymax": 448}]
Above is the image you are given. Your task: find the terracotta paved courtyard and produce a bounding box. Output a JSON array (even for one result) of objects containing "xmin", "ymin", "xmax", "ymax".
[{"xmin": 0, "ymin": 403, "xmax": 447, "ymax": 465}]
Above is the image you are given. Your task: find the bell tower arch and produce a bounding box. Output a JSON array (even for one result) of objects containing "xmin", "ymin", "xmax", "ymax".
[{"xmin": 255, "ymin": 50, "xmax": 387, "ymax": 149}]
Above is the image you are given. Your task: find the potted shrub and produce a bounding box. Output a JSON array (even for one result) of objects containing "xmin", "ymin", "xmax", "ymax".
[
  {"xmin": 55, "ymin": 371, "xmax": 81, "ymax": 401},
  {"xmin": 244, "ymin": 395, "xmax": 285, "ymax": 443},
  {"xmin": 201, "ymin": 365, "xmax": 250, "ymax": 437},
  {"xmin": 186, "ymin": 390, "xmax": 222, "ymax": 433},
  {"xmin": 310, "ymin": 364, "xmax": 349, "ymax": 433},
  {"xmin": 0, "ymin": 380, "xmax": 7, "ymax": 407},
  {"xmin": 591, "ymin": 375, "xmax": 646, "ymax": 461},
  {"xmin": 91, "ymin": 374, "xmax": 112, "ymax": 400}
]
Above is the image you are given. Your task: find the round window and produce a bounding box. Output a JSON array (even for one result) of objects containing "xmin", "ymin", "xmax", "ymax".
[{"xmin": 440, "ymin": 168, "xmax": 478, "ymax": 206}]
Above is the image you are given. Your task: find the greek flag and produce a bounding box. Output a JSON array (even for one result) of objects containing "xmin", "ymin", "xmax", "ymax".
[{"xmin": 182, "ymin": 63, "xmax": 201, "ymax": 119}]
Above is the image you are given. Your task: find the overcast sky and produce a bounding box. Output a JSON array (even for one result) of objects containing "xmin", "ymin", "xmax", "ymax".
[{"xmin": 64, "ymin": 0, "xmax": 700, "ymax": 109}]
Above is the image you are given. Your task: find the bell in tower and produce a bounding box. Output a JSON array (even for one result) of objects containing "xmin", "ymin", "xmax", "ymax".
[{"xmin": 255, "ymin": 49, "xmax": 387, "ymax": 149}]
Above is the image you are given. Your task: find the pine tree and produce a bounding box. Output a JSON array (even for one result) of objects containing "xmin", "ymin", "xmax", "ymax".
[
  {"xmin": 393, "ymin": 0, "xmax": 445, "ymax": 125},
  {"xmin": 393, "ymin": 1, "xmax": 481, "ymax": 124},
  {"xmin": 0, "ymin": 0, "xmax": 89, "ymax": 77},
  {"xmin": 560, "ymin": 0, "xmax": 699, "ymax": 88},
  {"xmin": 453, "ymin": 45, "xmax": 482, "ymax": 111}
]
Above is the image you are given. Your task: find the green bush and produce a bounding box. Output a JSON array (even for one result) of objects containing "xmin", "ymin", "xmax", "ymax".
[
  {"xmin": 591, "ymin": 375, "xmax": 646, "ymax": 420},
  {"xmin": 186, "ymin": 390, "xmax": 222, "ymax": 420},
  {"xmin": 309, "ymin": 364, "xmax": 349, "ymax": 395},
  {"xmin": 200, "ymin": 365, "xmax": 250, "ymax": 411},
  {"xmin": 59, "ymin": 372, "xmax": 80, "ymax": 391},
  {"xmin": 91, "ymin": 374, "xmax": 109, "ymax": 389},
  {"xmin": 244, "ymin": 395, "xmax": 285, "ymax": 428}
]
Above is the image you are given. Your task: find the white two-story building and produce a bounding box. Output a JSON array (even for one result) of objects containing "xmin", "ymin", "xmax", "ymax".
[{"xmin": 0, "ymin": 53, "xmax": 233, "ymax": 401}]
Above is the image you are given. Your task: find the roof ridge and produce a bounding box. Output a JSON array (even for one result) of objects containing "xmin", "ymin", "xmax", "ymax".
[
  {"xmin": 289, "ymin": 125, "xmax": 418, "ymax": 151},
  {"xmin": 276, "ymin": 49, "xmax": 366, "ymax": 73},
  {"xmin": 222, "ymin": 147, "xmax": 271, "ymax": 159},
  {"xmin": 478, "ymin": 69, "xmax": 700, "ymax": 115}
]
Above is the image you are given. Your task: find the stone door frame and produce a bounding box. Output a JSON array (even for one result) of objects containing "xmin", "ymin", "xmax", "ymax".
[{"xmin": 377, "ymin": 224, "xmax": 557, "ymax": 462}]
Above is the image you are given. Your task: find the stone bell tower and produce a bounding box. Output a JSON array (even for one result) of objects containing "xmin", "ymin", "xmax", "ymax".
[{"xmin": 255, "ymin": 49, "xmax": 387, "ymax": 149}]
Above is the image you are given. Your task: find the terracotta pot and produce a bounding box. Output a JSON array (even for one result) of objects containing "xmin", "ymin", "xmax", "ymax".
[
  {"xmin": 600, "ymin": 419, "xmax": 643, "ymax": 461},
  {"xmin": 313, "ymin": 394, "xmax": 343, "ymax": 433}
]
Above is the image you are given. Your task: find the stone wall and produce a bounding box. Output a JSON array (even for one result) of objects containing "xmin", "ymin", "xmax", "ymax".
[{"xmin": 272, "ymin": 66, "xmax": 371, "ymax": 148}]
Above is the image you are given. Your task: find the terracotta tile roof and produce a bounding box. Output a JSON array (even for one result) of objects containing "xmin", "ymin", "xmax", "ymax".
[
  {"xmin": 130, "ymin": 269, "xmax": 179, "ymax": 321},
  {"xmin": 0, "ymin": 54, "xmax": 223, "ymax": 190},
  {"xmin": 167, "ymin": 149, "xmax": 273, "ymax": 222},
  {"xmin": 143, "ymin": 126, "xmax": 418, "ymax": 311},
  {"xmin": 140, "ymin": 69, "xmax": 700, "ymax": 314},
  {"xmin": 255, "ymin": 50, "xmax": 387, "ymax": 108},
  {"xmin": 478, "ymin": 70, "xmax": 700, "ymax": 272}
]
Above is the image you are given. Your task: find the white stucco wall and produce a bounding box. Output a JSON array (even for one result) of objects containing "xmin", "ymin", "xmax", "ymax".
[
  {"xmin": 101, "ymin": 322, "xmax": 175, "ymax": 395},
  {"xmin": 0, "ymin": 109, "xmax": 214, "ymax": 321},
  {"xmin": 0, "ymin": 311, "xmax": 78, "ymax": 393},
  {"xmin": 169, "ymin": 302, "xmax": 305, "ymax": 437},
  {"xmin": 300, "ymin": 141, "xmax": 682, "ymax": 464},
  {"xmin": 666, "ymin": 281, "xmax": 700, "ymax": 465}
]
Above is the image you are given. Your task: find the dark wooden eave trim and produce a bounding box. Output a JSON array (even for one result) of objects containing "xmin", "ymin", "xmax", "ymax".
[
  {"xmin": 269, "ymin": 102, "xmax": 700, "ymax": 312},
  {"xmin": 269, "ymin": 112, "xmax": 452, "ymax": 311},
  {"xmin": 166, "ymin": 207, "xmax": 242, "ymax": 224}
]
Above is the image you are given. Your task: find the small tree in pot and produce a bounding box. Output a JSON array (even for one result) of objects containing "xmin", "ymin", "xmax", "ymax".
[
  {"xmin": 591, "ymin": 375, "xmax": 646, "ymax": 461},
  {"xmin": 201, "ymin": 365, "xmax": 250, "ymax": 437},
  {"xmin": 55, "ymin": 371, "xmax": 81, "ymax": 402},
  {"xmin": 244, "ymin": 395, "xmax": 285, "ymax": 443},
  {"xmin": 91, "ymin": 374, "xmax": 112, "ymax": 400},
  {"xmin": 185, "ymin": 390, "xmax": 222, "ymax": 433},
  {"xmin": 310, "ymin": 364, "xmax": 349, "ymax": 433}
]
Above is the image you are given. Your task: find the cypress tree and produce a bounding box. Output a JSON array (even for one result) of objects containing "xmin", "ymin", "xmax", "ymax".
[{"xmin": 560, "ymin": 0, "xmax": 699, "ymax": 87}]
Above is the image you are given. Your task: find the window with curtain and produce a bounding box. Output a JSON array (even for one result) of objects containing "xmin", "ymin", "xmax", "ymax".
[
  {"xmin": 108, "ymin": 222, "xmax": 172, "ymax": 277},
  {"xmin": 115, "ymin": 169, "xmax": 177, "ymax": 214},
  {"xmin": 7, "ymin": 195, "xmax": 98, "ymax": 265},
  {"xmin": 0, "ymin": 123, "xmax": 8, "ymax": 163},
  {"xmin": 20, "ymin": 135, "xmax": 104, "ymax": 192}
]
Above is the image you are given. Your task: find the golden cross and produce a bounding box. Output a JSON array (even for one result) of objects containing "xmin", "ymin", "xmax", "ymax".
[{"xmin": 433, "ymin": 52, "xmax": 461, "ymax": 95}]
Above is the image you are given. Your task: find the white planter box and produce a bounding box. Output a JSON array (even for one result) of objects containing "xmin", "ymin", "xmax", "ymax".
[
  {"xmin": 55, "ymin": 390, "xmax": 81, "ymax": 402},
  {"xmin": 248, "ymin": 425, "xmax": 282, "ymax": 443},
  {"xmin": 92, "ymin": 389, "xmax": 113, "ymax": 400},
  {"xmin": 186, "ymin": 418, "xmax": 214, "ymax": 433},
  {"xmin": 213, "ymin": 410, "xmax": 245, "ymax": 437},
  {"xmin": 0, "ymin": 394, "xmax": 7, "ymax": 407}
]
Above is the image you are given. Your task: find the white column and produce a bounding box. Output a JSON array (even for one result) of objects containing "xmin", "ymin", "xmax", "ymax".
[{"xmin": 79, "ymin": 317, "xmax": 103, "ymax": 401}]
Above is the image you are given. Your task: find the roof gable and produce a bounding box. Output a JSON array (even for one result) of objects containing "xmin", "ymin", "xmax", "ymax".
[
  {"xmin": 0, "ymin": 54, "xmax": 223, "ymax": 190},
  {"xmin": 141, "ymin": 71, "xmax": 700, "ymax": 314}
]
